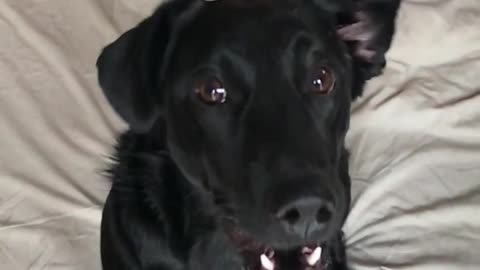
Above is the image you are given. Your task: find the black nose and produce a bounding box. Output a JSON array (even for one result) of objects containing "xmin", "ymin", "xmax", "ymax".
[{"xmin": 276, "ymin": 197, "xmax": 334, "ymax": 239}]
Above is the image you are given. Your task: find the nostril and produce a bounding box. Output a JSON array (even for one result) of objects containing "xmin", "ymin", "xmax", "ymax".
[
  {"xmin": 277, "ymin": 198, "xmax": 334, "ymax": 228},
  {"xmin": 315, "ymin": 206, "xmax": 332, "ymax": 223},
  {"xmin": 281, "ymin": 208, "xmax": 301, "ymax": 224}
]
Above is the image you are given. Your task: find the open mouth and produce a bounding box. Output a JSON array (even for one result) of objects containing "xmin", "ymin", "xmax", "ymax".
[{"xmin": 223, "ymin": 221, "xmax": 330, "ymax": 270}]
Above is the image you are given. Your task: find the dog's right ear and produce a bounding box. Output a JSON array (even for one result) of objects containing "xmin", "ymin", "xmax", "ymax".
[
  {"xmin": 336, "ymin": 0, "xmax": 401, "ymax": 99},
  {"xmin": 96, "ymin": 0, "xmax": 195, "ymax": 132}
]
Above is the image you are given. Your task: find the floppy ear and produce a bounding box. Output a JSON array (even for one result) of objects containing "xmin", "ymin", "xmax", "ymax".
[
  {"xmin": 96, "ymin": 0, "xmax": 194, "ymax": 132},
  {"xmin": 336, "ymin": 0, "xmax": 401, "ymax": 99}
]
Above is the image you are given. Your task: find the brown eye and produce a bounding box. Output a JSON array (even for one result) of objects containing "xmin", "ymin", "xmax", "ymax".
[
  {"xmin": 195, "ymin": 78, "xmax": 227, "ymax": 104},
  {"xmin": 311, "ymin": 67, "xmax": 335, "ymax": 95}
]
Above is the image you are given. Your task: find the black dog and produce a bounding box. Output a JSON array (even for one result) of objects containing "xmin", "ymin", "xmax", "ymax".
[{"xmin": 96, "ymin": 1, "xmax": 400, "ymax": 270}]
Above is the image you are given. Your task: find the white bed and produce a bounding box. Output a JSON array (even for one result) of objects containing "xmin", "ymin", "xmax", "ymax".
[{"xmin": 1, "ymin": 0, "xmax": 479, "ymax": 269}]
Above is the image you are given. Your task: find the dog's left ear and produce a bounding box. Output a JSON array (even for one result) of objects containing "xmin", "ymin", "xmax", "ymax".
[
  {"xmin": 336, "ymin": 0, "xmax": 401, "ymax": 99},
  {"xmin": 96, "ymin": 0, "xmax": 197, "ymax": 132},
  {"xmin": 96, "ymin": 16, "xmax": 161, "ymax": 132}
]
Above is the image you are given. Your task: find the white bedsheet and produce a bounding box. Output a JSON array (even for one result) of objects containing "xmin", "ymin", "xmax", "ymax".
[{"xmin": 1, "ymin": 0, "xmax": 479, "ymax": 269}]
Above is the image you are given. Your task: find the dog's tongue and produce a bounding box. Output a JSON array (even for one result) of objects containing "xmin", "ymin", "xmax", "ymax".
[{"xmin": 259, "ymin": 246, "xmax": 322, "ymax": 270}]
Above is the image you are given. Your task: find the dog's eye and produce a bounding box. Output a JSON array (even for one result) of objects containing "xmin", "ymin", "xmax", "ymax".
[
  {"xmin": 311, "ymin": 67, "xmax": 335, "ymax": 95},
  {"xmin": 195, "ymin": 78, "xmax": 227, "ymax": 104}
]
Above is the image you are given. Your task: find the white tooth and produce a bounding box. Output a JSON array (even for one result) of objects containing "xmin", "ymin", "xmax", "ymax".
[
  {"xmin": 306, "ymin": 247, "xmax": 322, "ymax": 266},
  {"xmin": 260, "ymin": 254, "xmax": 275, "ymax": 270}
]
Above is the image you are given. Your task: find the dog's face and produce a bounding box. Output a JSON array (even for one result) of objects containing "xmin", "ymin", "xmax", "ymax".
[
  {"xmin": 98, "ymin": 0, "xmax": 399, "ymax": 255},
  {"xmin": 165, "ymin": 2, "xmax": 355, "ymax": 250}
]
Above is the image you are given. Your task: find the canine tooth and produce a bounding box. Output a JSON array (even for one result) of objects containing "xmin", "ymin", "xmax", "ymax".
[
  {"xmin": 306, "ymin": 247, "xmax": 322, "ymax": 266},
  {"xmin": 260, "ymin": 254, "xmax": 275, "ymax": 270}
]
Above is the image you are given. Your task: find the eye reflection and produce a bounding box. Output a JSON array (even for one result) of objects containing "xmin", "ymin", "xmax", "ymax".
[
  {"xmin": 311, "ymin": 67, "xmax": 335, "ymax": 95},
  {"xmin": 195, "ymin": 78, "xmax": 227, "ymax": 104}
]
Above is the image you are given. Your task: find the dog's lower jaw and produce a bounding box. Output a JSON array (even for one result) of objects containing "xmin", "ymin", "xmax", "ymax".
[{"xmin": 188, "ymin": 218, "xmax": 346, "ymax": 270}]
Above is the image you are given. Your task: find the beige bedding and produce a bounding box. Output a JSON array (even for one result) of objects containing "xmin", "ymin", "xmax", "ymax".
[{"xmin": 1, "ymin": 0, "xmax": 479, "ymax": 269}]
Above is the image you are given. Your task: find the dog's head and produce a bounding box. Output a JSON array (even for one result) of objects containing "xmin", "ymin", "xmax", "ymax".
[{"xmin": 97, "ymin": 0, "xmax": 399, "ymax": 258}]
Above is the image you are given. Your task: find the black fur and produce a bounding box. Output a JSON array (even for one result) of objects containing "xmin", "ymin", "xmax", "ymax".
[{"xmin": 96, "ymin": 1, "xmax": 400, "ymax": 269}]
